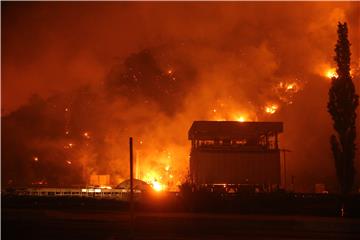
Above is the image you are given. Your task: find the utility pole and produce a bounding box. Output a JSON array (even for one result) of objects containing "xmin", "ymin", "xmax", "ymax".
[
  {"xmin": 280, "ymin": 149, "xmax": 291, "ymax": 190},
  {"xmin": 129, "ymin": 137, "xmax": 134, "ymax": 237}
]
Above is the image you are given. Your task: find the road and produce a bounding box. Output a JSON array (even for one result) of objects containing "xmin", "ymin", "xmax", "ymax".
[{"xmin": 3, "ymin": 209, "xmax": 360, "ymax": 239}]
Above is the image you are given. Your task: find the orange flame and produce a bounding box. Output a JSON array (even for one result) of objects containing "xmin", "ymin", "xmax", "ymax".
[
  {"xmin": 265, "ymin": 104, "xmax": 278, "ymax": 114},
  {"xmin": 325, "ymin": 68, "xmax": 338, "ymax": 79}
]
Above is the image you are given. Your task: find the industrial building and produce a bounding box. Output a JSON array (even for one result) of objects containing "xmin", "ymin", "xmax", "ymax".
[{"xmin": 188, "ymin": 121, "xmax": 283, "ymax": 191}]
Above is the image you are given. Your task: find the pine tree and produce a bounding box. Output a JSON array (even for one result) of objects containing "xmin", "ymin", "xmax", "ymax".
[{"xmin": 328, "ymin": 22, "xmax": 359, "ymax": 195}]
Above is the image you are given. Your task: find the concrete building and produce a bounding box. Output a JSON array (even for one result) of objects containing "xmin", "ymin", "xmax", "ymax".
[{"xmin": 188, "ymin": 121, "xmax": 283, "ymax": 190}]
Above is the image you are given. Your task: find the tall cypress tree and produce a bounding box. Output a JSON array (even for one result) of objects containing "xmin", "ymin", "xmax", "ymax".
[{"xmin": 328, "ymin": 22, "xmax": 359, "ymax": 195}]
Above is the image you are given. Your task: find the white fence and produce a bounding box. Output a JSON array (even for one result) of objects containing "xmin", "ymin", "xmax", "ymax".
[{"xmin": 13, "ymin": 187, "xmax": 142, "ymax": 200}]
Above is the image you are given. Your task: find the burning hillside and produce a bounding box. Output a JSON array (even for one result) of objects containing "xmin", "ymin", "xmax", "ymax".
[{"xmin": 2, "ymin": 2, "xmax": 360, "ymax": 192}]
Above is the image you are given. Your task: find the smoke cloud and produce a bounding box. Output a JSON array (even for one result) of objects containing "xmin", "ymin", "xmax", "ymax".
[{"xmin": 2, "ymin": 2, "xmax": 360, "ymax": 191}]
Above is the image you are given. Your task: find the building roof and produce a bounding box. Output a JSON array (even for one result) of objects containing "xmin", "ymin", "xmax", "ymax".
[{"xmin": 188, "ymin": 121, "xmax": 283, "ymax": 140}]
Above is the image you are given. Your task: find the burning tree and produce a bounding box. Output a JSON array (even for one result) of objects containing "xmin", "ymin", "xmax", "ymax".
[{"xmin": 328, "ymin": 22, "xmax": 359, "ymax": 195}]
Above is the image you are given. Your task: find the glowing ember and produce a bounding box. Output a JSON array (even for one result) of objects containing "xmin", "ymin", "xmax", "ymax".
[
  {"xmin": 65, "ymin": 108, "xmax": 69, "ymax": 112},
  {"xmin": 286, "ymin": 82, "xmax": 297, "ymax": 91},
  {"xmin": 167, "ymin": 69, "xmax": 173, "ymax": 74},
  {"xmin": 33, "ymin": 156, "xmax": 39, "ymax": 162},
  {"xmin": 165, "ymin": 165, "xmax": 170, "ymax": 171},
  {"xmin": 66, "ymin": 160, "xmax": 72, "ymax": 165},
  {"xmin": 325, "ymin": 68, "xmax": 338, "ymax": 79},
  {"xmin": 83, "ymin": 132, "xmax": 90, "ymax": 139},
  {"xmin": 265, "ymin": 104, "xmax": 278, "ymax": 114},
  {"xmin": 64, "ymin": 143, "xmax": 74, "ymax": 149},
  {"xmin": 278, "ymin": 81, "xmax": 298, "ymax": 91}
]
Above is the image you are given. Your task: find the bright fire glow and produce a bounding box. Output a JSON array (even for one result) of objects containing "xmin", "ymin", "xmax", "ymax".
[
  {"xmin": 265, "ymin": 104, "xmax": 278, "ymax": 114},
  {"xmin": 279, "ymin": 81, "xmax": 298, "ymax": 91},
  {"xmin": 143, "ymin": 171, "xmax": 166, "ymax": 192},
  {"xmin": 152, "ymin": 181, "xmax": 163, "ymax": 192},
  {"xmin": 66, "ymin": 160, "xmax": 72, "ymax": 165},
  {"xmin": 325, "ymin": 68, "xmax": 338, "ymax": 79},
  {"xmin": 285, "ymin": 82, "xmax": 298, "ymax": 91},
  {"xmin": 33, "ymin": 156, "xmax": 39, "ymax": 162},
  {"xmin": 237, "ymin": 116, "xmax": 246, "ymax": 122}
]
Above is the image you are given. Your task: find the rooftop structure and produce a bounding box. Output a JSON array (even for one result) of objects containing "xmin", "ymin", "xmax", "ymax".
[{"xmin": 188, "ymin": 121, "xmax": 283, "ymax": 188}]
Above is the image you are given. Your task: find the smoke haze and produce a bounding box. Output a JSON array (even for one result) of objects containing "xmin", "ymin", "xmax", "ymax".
[{"xmin": 2, "ymin": 2, "xmax": 360, "ymax": 191}]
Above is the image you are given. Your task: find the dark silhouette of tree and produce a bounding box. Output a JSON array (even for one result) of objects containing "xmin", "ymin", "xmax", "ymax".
[{"xmin": 328, "ymin": 22, "xmax": 359, "ymax": 195}]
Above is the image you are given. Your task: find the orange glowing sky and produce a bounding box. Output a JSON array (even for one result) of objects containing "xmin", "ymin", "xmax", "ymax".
[{"xmin": 2, "ymin": 2, "xmax": 360, "ymax": 191}]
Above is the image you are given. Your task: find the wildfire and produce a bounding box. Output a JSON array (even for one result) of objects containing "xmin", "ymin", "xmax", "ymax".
[
  {"xmin": 151, "ymin": 180, "xmax": 163, "ymax": 192},
  {"xmin": 265, "ymin": 104, "xmax": 278, "ymax": 114},
  {"xmin": 284, "ymin": 82, "xmax": 298, "ymax": 91},
  {"xmin": 232, "ymin": 112, "xmax": 253, "ymax": 122},
  {"xmin": 325, "ymin": 68, "xmax": 338, "ymax": 79},
  {"xmin": 237, "ymin": 116, "xmax": 246, "ymax": 122},
  {"xmin": 279, "ymin": 81, "xmax": 297, "ymax": 91},
  {"xmin": 143, "ymin": 171, "xmax": 165, "ymax": 192}
]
